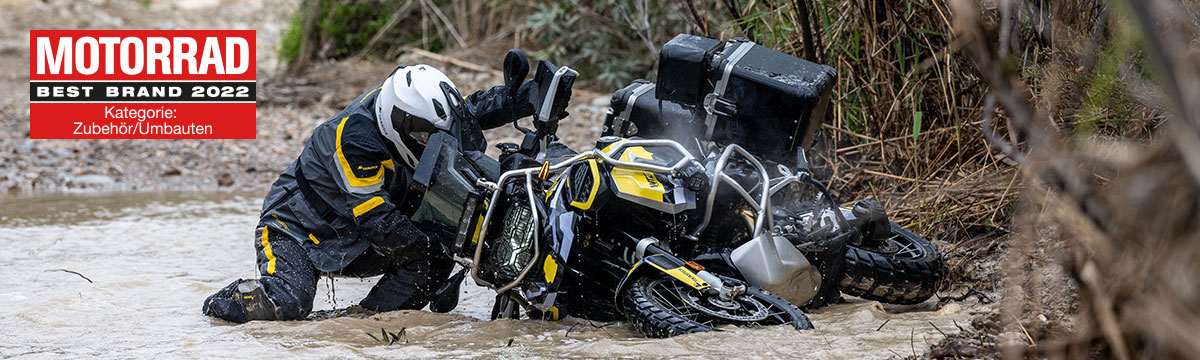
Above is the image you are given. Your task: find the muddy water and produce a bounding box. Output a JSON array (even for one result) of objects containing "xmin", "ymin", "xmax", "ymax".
[{"xmin": 0, "ymin": 192, "xmax": 973, "ymax": 359}]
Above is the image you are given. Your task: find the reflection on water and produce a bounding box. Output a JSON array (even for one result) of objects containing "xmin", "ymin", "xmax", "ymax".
[{"xmin": 0, "ymin": 192, "xmax": 972, "ymax": 358}]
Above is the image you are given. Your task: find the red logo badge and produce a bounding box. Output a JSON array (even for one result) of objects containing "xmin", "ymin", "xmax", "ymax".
[{"xmin": 29, "ymin": 30, "xmax": 256, "ymax": 139}]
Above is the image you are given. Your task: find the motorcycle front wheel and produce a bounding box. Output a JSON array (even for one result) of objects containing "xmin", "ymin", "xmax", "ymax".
[
  {"xmin": 619, "ymin": 275, "xmax": 813, "ymax": 338},
  {"xmin": 840, "ymin": 222, "xmax": 943, "ymax": 304}
]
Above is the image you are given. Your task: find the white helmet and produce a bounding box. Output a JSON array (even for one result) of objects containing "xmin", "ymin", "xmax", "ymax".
[{"xmin": 375, "ymin": 64, "xmax": 465, "ymax": 168}]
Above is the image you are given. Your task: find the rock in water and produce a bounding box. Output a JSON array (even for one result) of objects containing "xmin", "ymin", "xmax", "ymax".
[
  {"xmin": 216, "ymin": 173, "xmax": 234, "ymax": 187},
  {"xmin": 73, "ymin": 174, "xmax": 116, "ymax": 187},
  {"xmin": 935, "ymin": 303, "xmax": 962, "ymax": 315}
]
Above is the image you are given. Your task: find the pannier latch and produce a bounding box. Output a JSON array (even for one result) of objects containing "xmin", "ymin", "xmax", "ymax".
[{"xmin": 703, "ymin": 93, "xmax": 738, "ymax": 118}]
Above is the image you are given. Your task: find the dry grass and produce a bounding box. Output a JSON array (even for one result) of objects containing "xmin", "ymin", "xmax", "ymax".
[{"xmin": 953, "ymin": 0, "xmax": 1200, "ymax": 357}]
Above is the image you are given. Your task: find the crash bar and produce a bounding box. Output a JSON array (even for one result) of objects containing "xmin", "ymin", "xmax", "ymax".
[
  {"xmin": 470, "ymin": 139, "xmax": 698, "ymax": 293},
  {"xmin": 688, "ymin": 144, "xmax": 774, "ymax": 239}
]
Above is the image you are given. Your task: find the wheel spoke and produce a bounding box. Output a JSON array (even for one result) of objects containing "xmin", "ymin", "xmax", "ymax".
[
  {"xmin": 884, "ymin": 233, "xmax": 924, "ymax": 260},
  {"xmin": 643, "ymin": 277, "xmax": 774, "ymax": 325},
  {"xmin": 650, "ymin": 280, "xmax": 699, "ymax": 318}
]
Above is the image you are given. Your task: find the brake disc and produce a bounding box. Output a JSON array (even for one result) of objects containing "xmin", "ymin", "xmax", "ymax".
[{"xmin": 659, "ymin": 278, "xmax": 770, "ymax": 322}]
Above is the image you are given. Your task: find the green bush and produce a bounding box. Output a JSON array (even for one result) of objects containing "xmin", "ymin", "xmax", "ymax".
[
  {"xmin": 280, "ymin": 0, "xmax": 416, "ymax": 66},
  {"xmin": 279, "ymin": 6, "xmax": 307, "ymax": 64},
  {"xmin": 524, "ymin": 0, "xmax": 690, "ymax": 88}
]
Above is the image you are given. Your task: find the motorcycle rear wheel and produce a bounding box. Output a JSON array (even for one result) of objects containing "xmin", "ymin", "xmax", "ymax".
[
  {"xmin": 619, "ymin": 275, "xmax": 813, "ymax": 338},
  {"xmin": 839, "ymin": 222, "xmax": 943, "ymax": 304}
]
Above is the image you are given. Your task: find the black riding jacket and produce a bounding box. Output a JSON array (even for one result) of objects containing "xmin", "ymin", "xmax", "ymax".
[{"xmin": 259, "ymin": 81, "xmax": 529, "ymax": 272}]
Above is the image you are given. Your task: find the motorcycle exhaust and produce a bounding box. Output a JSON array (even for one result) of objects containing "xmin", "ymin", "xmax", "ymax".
[{"xmin": 731, "ymin": 233, "xmax": 821, "ymax": 306}]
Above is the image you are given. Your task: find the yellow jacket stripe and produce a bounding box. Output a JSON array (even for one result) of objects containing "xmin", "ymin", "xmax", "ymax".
[
  {"xmin": 336, "ymin": 117, "xmax": 386, "ymax": 189},
  {"xmin": 261, "ymin": 227, "xmax": 277, "ymax": 274},
  {"xmin": 353, "ymin": 196, "xmax": 385, "ymax": 217},
  {"xmin": 359, "ymin": 86, "xmax": 382, "ymax": 103}
]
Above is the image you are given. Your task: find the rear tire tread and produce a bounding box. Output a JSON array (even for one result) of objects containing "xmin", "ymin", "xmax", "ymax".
[{"xmin": 839, "ymin": 223, "xmax": 943, "ymax": 305}]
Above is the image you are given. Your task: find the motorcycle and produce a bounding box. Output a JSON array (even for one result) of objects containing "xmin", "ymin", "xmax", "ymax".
[
  {"xmin": 602, "ymin": 34, "xmax": 944, "ymax": 308},
  {"xmin": 404, "ymin": 51, "xmax": 814, "ymax": 338}
]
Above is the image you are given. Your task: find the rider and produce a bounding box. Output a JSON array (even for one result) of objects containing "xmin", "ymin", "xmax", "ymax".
[{"xmin": 203, "ymin": 63, "xmax": 561, "ymax": 323}]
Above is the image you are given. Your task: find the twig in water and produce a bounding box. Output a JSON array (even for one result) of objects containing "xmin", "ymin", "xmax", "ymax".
[
  {"xmin": 911, "ymin": 328, "xmax": 917, "ymax": 358},
  {"xmin": 952, "ymin": 320, "xmax": 966, "ymax": 332},
  {"xmin": 506, "ymin": 338, "xmax": 514, "ymax": 347},
  {"xmin": 876, "ymin": 318, "xmax": 891, "ymax": 331},
  {"xmin": 586, "ymin": 318, "xmax": 615, "ymax": 337},
  {"xmin": 366, "ymin": 331, "xmax": 381, "ymax": 342},
  {"xmin": 47, "ymin": 269, "xmax": 93, "ymax": 283},
  {"xmin": 929, "ymin": 321, "xmax": 947, "ymax": 337},
  {"xmin": 564, "ymin": 323, "xmax": 580, "ymax": 338},
  {"xmin": 940, "ymin": 288, "xmax": 995, "ymax": 304}
]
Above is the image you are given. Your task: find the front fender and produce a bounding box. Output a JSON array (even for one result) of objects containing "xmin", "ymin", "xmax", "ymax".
[{"xmin": 614, "ymin": 254, "xmax": 711, "ymax": 306}]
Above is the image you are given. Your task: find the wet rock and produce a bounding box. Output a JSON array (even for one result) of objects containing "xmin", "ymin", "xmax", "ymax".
[
  {"xmin": 971, "ymin": 312, "xmax": 1003, "ymax": 333},
  {"xmin": 216, "ymin": 173, "xmax": 234, "ymax": 187},
  {"xmin": 935, "ymin": 303, "xmax": 962, "ymax": 315},
  {"xmin": 73, "ymin": 174, "xmax": 116, "ymax": 187}
]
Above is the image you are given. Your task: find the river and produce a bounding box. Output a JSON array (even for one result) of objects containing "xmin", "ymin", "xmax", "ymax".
[{"xmin": 0, "ymin": 192, "xmax": 970, "ymax": 358}]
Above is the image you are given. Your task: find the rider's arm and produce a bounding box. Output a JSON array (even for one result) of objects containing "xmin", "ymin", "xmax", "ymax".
[
  {"xmin": 330, "ymin": 116, "xmax": 429, "ymax": 255},
  {"xmin": 464, "ymin": 80, "xmax": 535, "ymax": 130}
]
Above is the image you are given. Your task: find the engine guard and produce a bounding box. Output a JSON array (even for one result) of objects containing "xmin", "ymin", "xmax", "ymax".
[{"xmin": 731, "ymin": 234, "xmax": 821, "ymax": 306}]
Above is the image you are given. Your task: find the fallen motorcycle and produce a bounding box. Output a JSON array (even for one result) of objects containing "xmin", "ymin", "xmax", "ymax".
[
  {"xmin": 602, "ymin": 34, "xmax": 944, "ymax": 307},
  {"xmin": 403, "ymin": 51, "xmax": 813, "ymax": 338}
]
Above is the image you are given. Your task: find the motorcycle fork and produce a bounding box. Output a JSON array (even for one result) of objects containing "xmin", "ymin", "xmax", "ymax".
[{"xmin": 490, "ymin": 290, "xmax": 526, "ymax": 320}]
